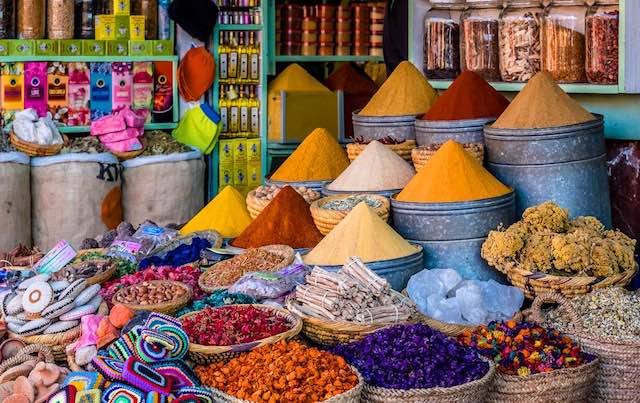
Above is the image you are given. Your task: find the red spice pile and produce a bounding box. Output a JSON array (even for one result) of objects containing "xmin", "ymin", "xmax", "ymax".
[
  {"xmin": 324, "ymin": 63, "xmax": 377, "ymax": 95},
  {"xmin": 231, "ymin": 186, "xmax": 324, "ymax": 249},
  {"xmin": 423, "ymin": 70, "xmax": 510, "ymax": 121},
  {"xmin": 183, "ymin": 305, "xmax": 291, "ymax": 346}
]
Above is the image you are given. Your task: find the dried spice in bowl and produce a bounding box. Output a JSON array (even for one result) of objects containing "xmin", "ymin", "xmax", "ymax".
[{"xmin": 321, "ymin": 195, "xmax": 383, "ymax": 211}]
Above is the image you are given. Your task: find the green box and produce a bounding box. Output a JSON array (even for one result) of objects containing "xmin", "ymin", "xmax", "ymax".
[
  {"xmin": 35, "ymin": 40, "xmax": 58, "ymax": 56},
  {"xmin": 9, "ymin": 40, "xmax": 35, "ymax": 56},
  {"xmin": 59, "ymin": 40, "xmax": 83, "ymax": 56},
  {"xmin": 128, "ymin": 40, "xmax": 152, "ymax": 56},
  {"xmin": 82, "ymin": 40, "xmax": 106, "ymax": 56},
  {"xmin": 152, "ymin": 40, "xmax": 173, "ymax": 56},
  {"xmin": 0, "ymin": 41, "xmax": 9, "ymax": 56},
  {"xmin": 107, "ymin": 40, "xmax": 129, "ymax": 56},
  {"xmin": 115, "ymin": 16, "xmax": 130, "ymax": 40}
]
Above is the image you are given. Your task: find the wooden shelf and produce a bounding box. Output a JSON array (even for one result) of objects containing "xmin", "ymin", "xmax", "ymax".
[
  {"xmin": 429, "ymin": 80, "xmax": 621, "ymax": 94},
  {"xmin": 0, "ymin": 55, "xmax": 179, "ymax": 62},
  {"xmin": 274, "ymin": 55, "xmax": 384, "ymax": 63}
]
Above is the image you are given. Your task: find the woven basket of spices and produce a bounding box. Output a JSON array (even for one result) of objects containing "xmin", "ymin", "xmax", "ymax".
[
  {"xmin": 531, "ymin": 293, "xmax": 640, "ymax": 402},
  {"xmin": 362, "ymin": 357, "xmax": 496, "ymax": 403},
  {"xmin": 181, "ymin": 304, "xmax": 303, "ymax": 365},
  {"xmin": 347, "ymin": 140, "xmax": 415, "ymax": 162},
  {"xmin": 412, "ymin": 143, "xmax": 483, "ymax": 172},
  {"xmin": 9, "ymin": 131, "xmax": 67, "ymax": 157},
  {"xmin": 111, "ymin": 280, "xmax": 192, "ymax": 315},
  {"xmin": 198, "ymin": 245, "xmax": 295, "ymax": 292},
  {"xmin": 310, "ymin": 194, "xmax": 390, "ymax": 235},
  {"xmin": 246, "ymin": 185, "xmax": 321, "ymax": 219}
]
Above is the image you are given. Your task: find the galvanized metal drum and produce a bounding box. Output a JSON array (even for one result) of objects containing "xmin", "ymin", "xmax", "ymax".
[
  {"xmin": 305, "ymin": 246, "xmax": 424, "ymax": 291},
  {"xmin": 265, "ymin": 178, "xmax": 331, "ymax": 193},
  {"xmin": 352, "ymin": 110, "xmax": 417, "ymax": 143},
  {"xmin": 414, "ymin": 117, "xmax": 491, "ymax": 146},
  {"xmin": 321, "ymin": 185, "xmax": 401, "ymax": 198},
  {"xmin": 483, "ymin": 114, "xmax": 612, "ymax": 226},
  {"xmin": 390, "ymin": 192, "xmax": 515, "ymax": 282}
]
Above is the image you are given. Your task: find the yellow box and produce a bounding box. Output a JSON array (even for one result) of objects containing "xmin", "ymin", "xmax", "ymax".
[
  {"xmin": 129, "ymin": 15, "xmax": 146, "ymax": 40},
  {"xmin": 233, "ymin": 139, "xmax": 247, "ymax": 163},
  {"xmin": 234, "ymin": 164, "xmax": 248, "ymax": 186},
  {"xmin": 219, "ymin": 139, "xmax": 234, "ymax": 164},
  {"xmin": 246, "ymin": 138, "xmax": 261, "ymax": 162},
  {"xmin": 95, "ymin": 15, "xmax": 116, "ymax": 40},
  {"xmin": 248, "ymin": 162, "xmax": 261, "ymax": 187},
  {"xmin": 113, "ymin": 0, "xmax": 130, "ymax": 15},
  {"xmin": 219, "ymin": 163, "xmax": 234, "ymax": 187}
]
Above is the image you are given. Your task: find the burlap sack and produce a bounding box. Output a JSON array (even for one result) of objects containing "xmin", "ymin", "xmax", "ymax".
[
  {"xmin": 31, "ymin": 153, "xmax": 122, "ymax": 250},
  {"xmin": 121, "ymin": 150, "xmax": 204, "ymax": 227},
  {"xmin": 0, "ymin": 152, "xmax": 31, "ymax": 252}
]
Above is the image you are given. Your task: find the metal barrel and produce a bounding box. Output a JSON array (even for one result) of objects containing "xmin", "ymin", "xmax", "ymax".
[
  {"xmin": 483, "ymin": 114, "xmax": 612, "ymax": 226},
  {"xmin": 352, "ymin": 110, "xmax": 417, "ymax": 143},
  {"xmin": 265, "ymin": 179, "xmax": 331, "ymax": 193},
  {"xmin": 321, "ymin": 184, "xmax": 402, "ymax": 198},
  {"xmin": 390, "ymin": 192, "xmax": 515, "ymax": 282},
  {"xmin": 306, "ymin": 247, "xmax": 424, "ymax": 291},
  {"xmin": 414, "ymin": 117, "xmax": 491, "ymax": 146}
]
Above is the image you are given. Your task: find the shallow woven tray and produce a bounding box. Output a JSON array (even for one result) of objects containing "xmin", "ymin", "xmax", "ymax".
[
  {"xmin": 53, "ymin": 248, "xmax": 115, "ymax": 286},
  {"xmin": 347, "ymin": 140, "xmax": 415, "ymax": 162},
  {"xmin": 147, "ymin": 230, "xmax": 223, "ymax": 258},
  {"xmin": 181, "ymin": 304, "xmax": 303, "ymax": 365},
  {"xmin": 246, "ymin": 188, "xmax": 321, "ymax": 219},
  {"xmin": 10, "ymin": 130, "xmax": 67, "ymax": 157},
  {"xmin": 112, "ymin": 138, "xmax": 146, "ymax": 161},
  {"xmin": 362, "ymin": 357, "xmax": 496, "ymax": 403},
  {"xmin": 531, "ymin": 293, "xmax": 640, "ymax": 402},
  {"xmin": 7, "ymin": 302, "xmax": 108, "ymax": 362},
  {"xmin": 111, "ymin": 280, "xmax": 192, "ymax": 315},
  {"xmin": 198, "ymin": 245, "xmax": 295, "ymax": 292},
  {"xmin": 412, "ymin": 143, "xmax": 483, "ymax": 172},
  {"xmin": 310, "ymin": 194, "xmax": 390, "ymax": 235}
]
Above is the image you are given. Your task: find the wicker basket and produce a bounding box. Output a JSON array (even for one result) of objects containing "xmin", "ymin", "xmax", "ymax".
[
  {"xmin": 531, "ymin": 293, "xmax": 640, "ymax": 402},
  {"xmin": 111, "ymin": 280, "xmax": 192, "ymax": 315},
  {"xmin": 310, "ymin": 195, "xmax": 390, "ymax": 235},
  {"xmin": 112, "ymin": 138, "xmax": 146, "ymax": 161},
  {"xmin": 7, "ymin": 302, "xmax": 108, "ymax": 362},
  {"xmin": 0, "ymin": 344, "xmax": 55, "ymax": 378},
  {"xmin": 10, "ymin": 131, "xmax": 67, "ymax": 157},
  {"xmin": 347, "ymin": 140, "xmax": 416, "ymax": 162},
  {"xmin": 181, "ymin": 304, "xmax": 303, "ymax": 365},
  {"xmin": 53, "ymin": 248, "xmax": 115, "ymax": 285},
  {"xmin": 362, "ymin": 357, "xmax": 496, "ymax": 403},
  {"xmin": 147, "ymin": 230, "xmax": 223, "ymax": 258},
  {"xmin": 246, "ymin": 188, "xmax": 321, "ymax": 219},
  {"xmin": 207, "ymin": 365, "xmax": 363, "ymax": 403},
  {"xmin": 198, "ymin": 245, "xmax": 295, "ymax": 292},
  {"xmin": 412, "ymin": 143, "xmax": 484, "ymax": 172},
  {"xmin": 285, "ymin": 291, "xmax": 414, "ymax": 346}
]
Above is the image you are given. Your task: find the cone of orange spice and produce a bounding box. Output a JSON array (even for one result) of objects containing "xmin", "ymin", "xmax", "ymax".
[{"xmin": 195, "ymin": 340, "xmax": 360, "ymax": 403}]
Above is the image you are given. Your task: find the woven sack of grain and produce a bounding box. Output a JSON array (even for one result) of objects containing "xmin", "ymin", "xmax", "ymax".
[{"xmin": 0, "ymin": 152, "xmax": 31, "ymax": 251}]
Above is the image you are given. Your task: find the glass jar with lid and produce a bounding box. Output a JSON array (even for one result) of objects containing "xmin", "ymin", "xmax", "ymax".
[
  {"xmin": 585, "ymin": 0, "xmax": 618, "ymax": 84},
  {"xmin": 499, "ymin": 0, "xmax": 543, "ymax": 82},
  {"xmin": 541, "ymin": 0, "xmax": 587, "ymax": 83},
  {"xmin": 423, "ymin": 0, "xmax": 464, "ymax": 79},
  {"xmin": 460, "ymin": 0, "xmax": 502, "ymax": 81}
]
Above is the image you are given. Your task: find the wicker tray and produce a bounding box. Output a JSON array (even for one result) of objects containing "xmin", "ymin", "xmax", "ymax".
[
  {"xmin": 246, "ymin": 188, "xmax": 321, "ymax": 219},
  {"xmin": 112, "ymin": 138, "xmax": 146, "ymax": 161},
  {"xmin": 412, "ymin": 143, "xmax": 483, "ymax": 172},
  {"xmin": 111, "ymin": 280, "xmax": 192, "ymax": 315},
  {"xmin": 147, "ymin": 230, "xmax": 223, "ymax": 258},
  {"xmin": 310, "ymin": 194, "xmax": 390, "ymax": 235},
  {"xmin": 531, "ymin": 293, "xmax": 640, "ymax": 402},
  {"xmin": 198, "ymin": 245, "xmax": 295, "ymax": 292},
  {"xmin": 362, "ymin": 357, "xmax": 496, "ymax": 403},
  {"xmin": 7, "ymin": 302, "xmax": 108, "ymax": 362},
  {"xmin": 10, "ymin": 130, "xmax": 67, "ymax": 157},
  {"xmin": 181, "ymin": 304, "xmax": 302, "ymax": 365},
  {"xmin": 53, "ymin": 248, "xmax": 115, "ymax": 286},
  {"xmin": 347, "ymin": 140, "xmax": 415, "ymax": 162}
]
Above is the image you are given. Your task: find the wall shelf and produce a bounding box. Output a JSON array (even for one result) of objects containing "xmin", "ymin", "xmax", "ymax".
[
  {"xmin": 274, "ymin": 55, "xmax": 383, "ymax": 63},
  {"xmin": 218, "ymin": 24, "xmax": 263, "ymax": 31},
  {"xmin": 0, "ymin": 55, "xmax": 179, "ymax": 62},
  {"xmin": 58, "ymin": 122, "xmax": 178, "ymax": 134},
  {"xmin": 429, "ymin": 80, "xmax": 621, "ymax": 94}
]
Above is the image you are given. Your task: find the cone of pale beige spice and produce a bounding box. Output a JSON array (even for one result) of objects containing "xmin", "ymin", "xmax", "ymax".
[{"xmin": 492, "ymin": 72, "xmax": 595, "ymax": 129}]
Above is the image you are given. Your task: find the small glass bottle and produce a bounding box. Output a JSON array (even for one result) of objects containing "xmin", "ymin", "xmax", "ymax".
[
  {"xmin": 74, "ymin": 0, "xmax": 95, "ymax": 39},
  {"xmin": 132, "ymin": 0, "xmax": 157, "ymax": 39},
  {"xmin": 461, "ymin": 0, "xmax": 501, "ymax": 81},
  {"xmin": 423, "ymin": 0, "xmax": 464, "ymax": 79},
  {"xmin": 585, "ymin": 0, "xmax": 618, "ymax": 84},
  {"xmin": 499, "ymin": 0, "xmax": 543, "ymax": 82},
  {"xmin": 17, "ymin": 0, "xmax": 45, "ymax": 39},
  {"xmin": 541, "ymin": 0, "xmax": 587, "ymax": 83},
  {"xmin": 0, "ymin": 0, "xmax": 16, "ymax": 38}
]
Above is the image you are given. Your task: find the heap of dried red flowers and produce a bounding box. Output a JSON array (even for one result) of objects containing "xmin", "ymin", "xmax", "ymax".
[{"xmin": 182, "ymin": 305, "xmax": 292, "ymax": 346}]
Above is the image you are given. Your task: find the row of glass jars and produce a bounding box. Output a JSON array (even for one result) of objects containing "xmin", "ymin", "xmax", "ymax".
[{"xmin": 423, "ymin": 0, "xmax": 619, "ymax": 84}]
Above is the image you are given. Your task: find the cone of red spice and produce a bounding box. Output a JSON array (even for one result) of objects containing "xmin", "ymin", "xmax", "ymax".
[
  {"xmin": 231, "ymin": 186, "xmax": 324, "ymax": 249},
  {"xmin": 422, "ymin": 71, "xmax": 510, "ymax": 121},
  {"xmin": 324, "ymin": 63, "xmax": 377, "ymax": 95}
]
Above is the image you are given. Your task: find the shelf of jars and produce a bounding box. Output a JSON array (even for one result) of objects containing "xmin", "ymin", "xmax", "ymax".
[
  {"xmin": 274, "ymin": 55, "xmax": 384, "ymax": 63},
  {"xmin": 409, "ymin": 0, "xmax": 625, "ymax": 94}
]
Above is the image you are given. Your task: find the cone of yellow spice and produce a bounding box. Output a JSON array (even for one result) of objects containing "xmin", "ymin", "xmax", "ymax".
[
  {"xmin": 271, "ymin": 128, "xmax": 349, "ymax": 182},
  {"xmin": 396, "ymin": 140, "xmax": 511, "ymax": 203},
  {"xmin": 304, "ymin": 202, "xmax": 420, "ymax": 266},
  {"xmin": 180, "ymin": 186, "xmax": 252, "ymax": 238},
  {"xmin": 359, "ymin": 61, "xmax": 438, "ymax": 117}
]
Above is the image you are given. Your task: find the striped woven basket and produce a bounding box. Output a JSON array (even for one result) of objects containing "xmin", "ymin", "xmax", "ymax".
[
  {"xmin": 347, "ymin": 140, "xmax": 416, "ymax": 162},
  {"xmin": 181, "ymin": 304, "xmax": 302, "ymax": 365},
  {"xmin": 531, "ymin": 293, "xmax": 640, "ymax": 402},
  {"xmin": 310, "ymin": 194, "xmax": 390, "ymax": 235},
  {"xmin": 412, "ymin": 143, "xmax": 484, "ymax": 172}
]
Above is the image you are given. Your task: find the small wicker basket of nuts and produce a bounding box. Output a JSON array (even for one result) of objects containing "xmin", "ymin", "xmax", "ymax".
[{"xmin": 111, "ymin": 280, "xmax": 192, "ymax": 314}]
